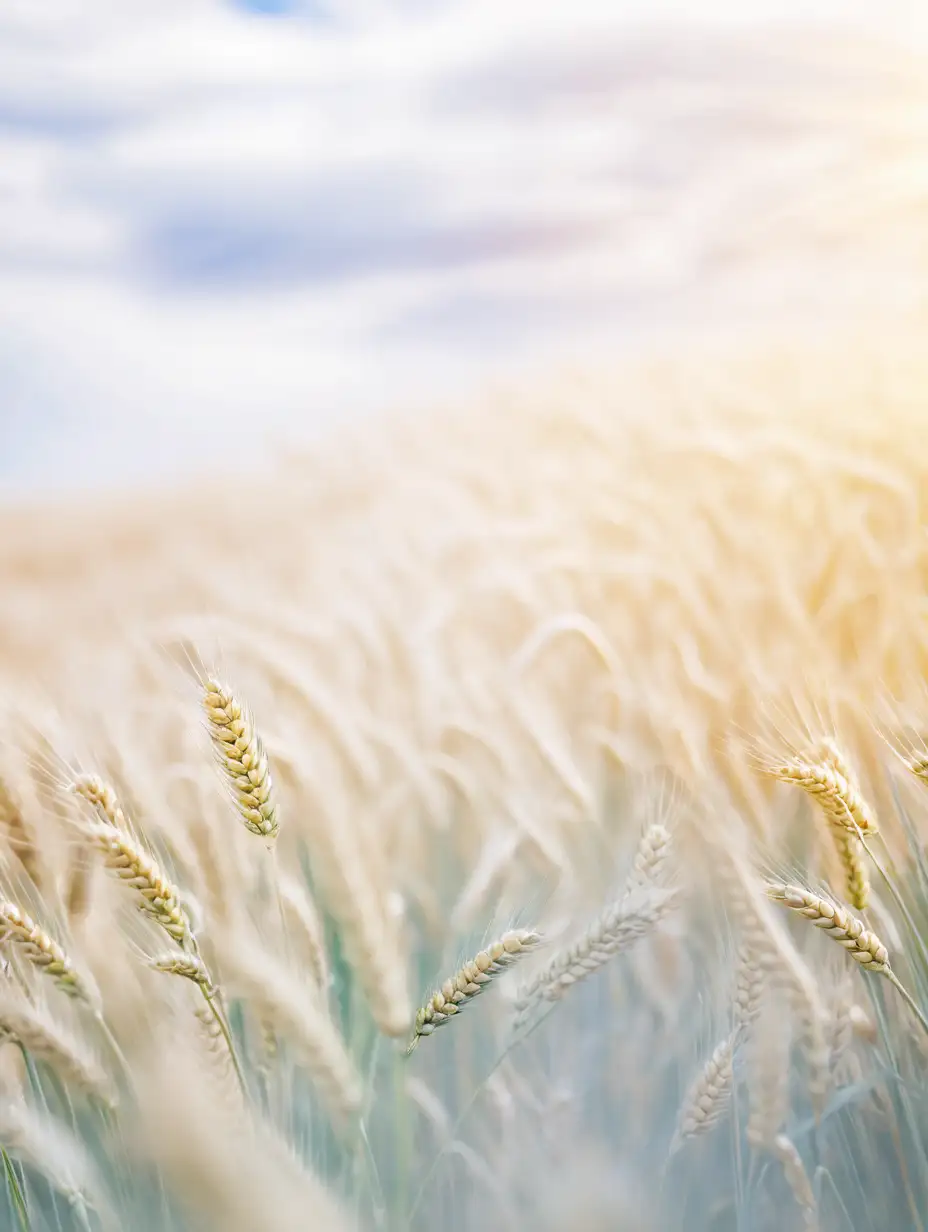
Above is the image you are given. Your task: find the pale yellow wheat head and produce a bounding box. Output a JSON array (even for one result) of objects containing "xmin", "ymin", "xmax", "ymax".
[
  {"xmin": 202, "ymin": 680, "xmax": 279, "ymax": 843},
  {"xmin": 409, "ymin": 928, "xmax": 541, "ymax": 1054}
]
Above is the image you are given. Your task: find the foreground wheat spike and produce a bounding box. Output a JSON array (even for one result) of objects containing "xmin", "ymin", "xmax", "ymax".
[
  {"xmin": 151, "ymin": 951, "xmax": 215, "ymax": 992},
  {"xmin": 0, "ymin": 994, "xmax": 116, "ymax": 1109},
  {"xmin": 71, "ymin": 774, "xmax": 128, "ymax": 830},
  {"xmin": 765, "ymin": 883, "xmax": 888, "ymax": 971},
  {"xmin": 808, "ymin": 741, "xmax": 871, "ymax": 909},
  {"xmin": 0, "ymin": 901, "xmax": 88, "ymax": 1001},
  {"xmin": 515, "ymin": 887, "xmax": 678, "ymax": 1026},
  {"xmin": 408, "ymin": 929, "xmax": 541, "ymax": 1055},
  {"xmin": 83, "ymin": 818, "xmax": 189, "ymax": 945},
  {"xmin": 763, "ymin": 756, "xmax": 878, "ymax": 835},
  {"xmin": 833, "ymin": 830, "xmax": 869, "ymax": 911},
  {"xmin": 203, "ymin": 680, "xmax": 279, "ymax": 842},
  {"xmin": 72, "ymin": 776, "xmax": 190, "ymax": 944},
  {"xmin": 673, "ymin": 1032, "xmax": 735, "ymax": 1148}
]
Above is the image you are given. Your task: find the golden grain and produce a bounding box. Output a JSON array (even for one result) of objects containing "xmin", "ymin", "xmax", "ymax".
[
  {"xmin": 202, "ymin": 681, "xmax": 279, "ymax": 842},
  {"xmin": 410, "ymin": 928, "xmax": 541, "ymax": 1053},
  {"xmin": 765, "ymin": 882, "xmax": 889, "ymax": 971}
]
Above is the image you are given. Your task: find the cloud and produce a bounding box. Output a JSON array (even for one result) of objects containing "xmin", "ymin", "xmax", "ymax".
[{"xmin": 0, "ymin": 0, "xmax": 925, "ymax": 491}]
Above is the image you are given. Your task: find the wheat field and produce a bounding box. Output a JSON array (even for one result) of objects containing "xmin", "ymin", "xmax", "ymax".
[{"xmin": 2, "ymin": 322, "xmax": 928, "ymax": 1229}]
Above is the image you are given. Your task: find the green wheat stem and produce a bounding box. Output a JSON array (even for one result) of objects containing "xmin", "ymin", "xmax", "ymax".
[
  {"xmin": 884, "ymin": 969, "xmax": 928, "ymax": 1040},
  {"xmin": 2, "ymin": 1147, "xmax": 28, "ymax": 1232},
  {"xmin": 198, "ymin": 986, "xmax": 247, "ymax": 1098}
]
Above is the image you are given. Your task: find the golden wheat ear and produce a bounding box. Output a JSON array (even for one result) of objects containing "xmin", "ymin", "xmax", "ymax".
[
  {"xmin": 71, "ymin": 775, "xmax": 191, "ymax": 947},
  {"xmin": 765, "ymin": 883, "xmax": 889, "ymax": 970},
  {"xmin": 408, "ymin": 929, "xmax": 541, "ymax": 1055},
  {"xmin": 202, "ymin": 680, "xmax": 279, "ymax": 843},
  {"xmin": 0, "ymin": 900, "xmax": 92, "ymax": 1004}
]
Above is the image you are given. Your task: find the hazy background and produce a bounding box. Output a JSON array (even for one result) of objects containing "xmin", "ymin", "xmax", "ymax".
[{"xmin": 2, "ymin": 0, "xmax": 927, "ymax": 493}]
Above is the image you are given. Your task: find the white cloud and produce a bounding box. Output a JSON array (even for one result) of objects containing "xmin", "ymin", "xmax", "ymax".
[{"xmin": 0, "ymin": 0, "xmax": 926, "ymax": 492}]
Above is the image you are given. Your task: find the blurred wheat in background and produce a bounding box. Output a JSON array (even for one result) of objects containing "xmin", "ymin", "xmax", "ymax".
[{"xmin": 3, "ymin": 0, "xmax": 928, "ymax": 1229}]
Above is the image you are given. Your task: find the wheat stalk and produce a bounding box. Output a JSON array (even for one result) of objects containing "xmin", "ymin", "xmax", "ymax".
[
  {"xmin": 83, "ymin": 819, "xmax": 189, "ymax": 945},
  {"xmin": 72, "ymin": 776, "xmax": 190, "ymax": 945},
  {"xmin": 0, "ymin": 994, "xmax": 116, "ymax": 1109},
  {"xmin": 763, "ymin": 757, "xmax": 878, "ymax": 835},
  {"xmin": 628, "ymin": 822, "xmax": 671, "ymax": 889},
  {"xmin": 409, "ymin": 929, "xmax": 541, "ymax": 1055},
  {"xmin": 71, "ymin": 775, "xmax": 127, "ymax": 830},
  {"xmin": 0, "ymin": 901, "xmax": 89, "ymax": 1002},
  {"xmin": 808, "ymin": 741, "xmax": 871, "ymax": 909},
  {"xmin": 773, "ymin": 1134, "xmax": 818, "ymax": 1229},
  {"xmin": 672, "ymin": 1032, "xmax": 735, "ymax": 1147},
  {"xmin": 150, "ymin": 952, "xmax": 215, "ymax": 992},
  {"xmin": 766, "ymin": 881, "xmax": 928, "ymax": 1040},
  {"xmin": 833, "ymin": 831, "xmax": 870, "ymax": 911},
  {"xmin": 765, "ymin": 883, "xmax": 888, "ymax": 970},
  {"xmin": 515, "ymin": 887, "xmax": 677, "ymax": 1027},
  {"xmin": 202, "ymin": 680, "xmax": 279, "ymax": 843}
]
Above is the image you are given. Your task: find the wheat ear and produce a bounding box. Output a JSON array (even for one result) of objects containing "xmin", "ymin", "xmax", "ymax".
[
  {"xmin": 773, "ymin": 1135, "xmax": 817, "ymax": 1229},
  {"xmin": 0, "ymin": 774, "xmax": 41, "ymax": 888},
  {"xmin": 765, "ymin": 883, "xmax": 888, "ymax": 970},
  {"xmin": 763, "ymin": 758, "xmax": 878, "ymax": 835},
  {"xmin": 767, "ymin": 881, "xmax": 928, "ymax": 1039},
  {"xmin": 202, "ymin": 680, "xmax": 279, "ymax": 842},
  {"xmin": 515, "ymin": 887, "xmax": 677, "ymax": 1026},
  {"xmin": 833, "ymin": 831, "xmax": 870, "ymax": 911},
  {"xmin": 72, "ymin": 775, "xmax": 190, "ymax": 944},
  {"xmin": 0, "ymin": 901, "xmax": 89, "ymax": 1002},
  {"xmin": 672, "ymin": 1032, "xmax": 735, "ymax": 1148},
  {"xmin": 150, "ymin": 952, "xmax": 216, "ymax": 992},
  {"xmin": 0, "ymin": 994, "xmax": 116, "ymax": 1109},
  {"xmin": 409, "ymin": 929, "xmax": 541, "ymax": 1055},
  {"xmin": 628, "ymin": 822, "xmax": 671, "ymax": 889},
  {"xmin": 810, "ymin": 741, "xmax": 871, "ymax": 908}
]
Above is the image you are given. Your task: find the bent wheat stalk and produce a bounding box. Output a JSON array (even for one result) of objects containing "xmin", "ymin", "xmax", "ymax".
[
  {"xmin": 766, "ymin": 882, "xmax": 928, "ymax": 1038},
  {"xmin": 0, "ymin": 902, "xmax": 90, "ymax": 1003},
  {"xmin": 408, "ymin": 929, "xmax": 540, "ymax": 1055},
  {"xmin": 672, "ymin": 1032, "xmax": 735, "ymax": 1150},
  {"xmin": 514, "ymin": 887, "xmax": 678, "ymax": 1029},
  {"xmin": 73, "ymin": 777, "xmax": 244, "ymax": 1095},
  {"xmin": 763, "ymin": 757, "xmax": 878, "ymax": 835}
]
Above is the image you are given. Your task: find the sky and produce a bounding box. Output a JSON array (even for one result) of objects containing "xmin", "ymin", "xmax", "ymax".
[{"xmin": 1, "ymin": 0, "xmax": 926, "ymax": 493}]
